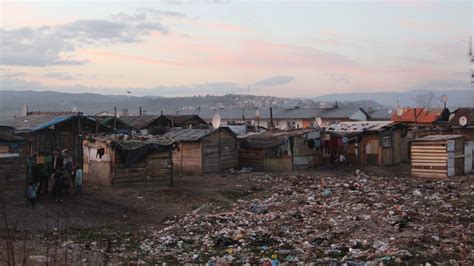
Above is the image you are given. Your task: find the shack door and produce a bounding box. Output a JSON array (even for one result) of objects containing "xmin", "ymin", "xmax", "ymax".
[{"xmin": 465, "ymin": 141, "xmax": 474, "ymax": 174}]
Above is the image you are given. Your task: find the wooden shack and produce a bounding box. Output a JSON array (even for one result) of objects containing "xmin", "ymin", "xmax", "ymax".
[
  {"xmin": 325, "ymin": 121, "xmax": 404, "ymax": 166},
  {"xmin": 82, "ymin": 136, "xmax": 173, "ymax": 185},
  {"xmin": 411, "ymin": 135, "xmax": 464, "ymax": 178},
  {"xmin": 9, "ymin": 112, "xmax": 112, "ymax": 163},
  {"xmin": 239, "ymin": 129, "xmax": 322, "ymax": 171},
  {"xmin": 162, "ymin": 127, "xmax": 238, "ymax": 175}
]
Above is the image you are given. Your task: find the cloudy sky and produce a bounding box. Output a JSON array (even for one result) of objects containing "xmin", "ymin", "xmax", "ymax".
[{"xmin": 1, "ymin": 0, "xmax": 472, "ymax": 97}]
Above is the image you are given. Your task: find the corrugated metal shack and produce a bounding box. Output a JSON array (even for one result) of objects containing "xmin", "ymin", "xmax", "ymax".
[
  {"xmin": 411, "ymin": 135, "xmax": 464, "ymax": 178},
  {"xmin": 9, "ymin": 112, "xmax": 112, "ymax": 163},
  {"xmin": 83, "ymin": 135, "xmax": 174, "ymax": 185},
  {"xmin": 162, "ymin": 127, "xmax": 238, "ymax": 175},
  {"xmin": 239, "ymin": 129, "xmax": 322, "ymax": 171},
  {"xmin": 324, "ymin": 121, "xmax": 403, "ymax": 166}
]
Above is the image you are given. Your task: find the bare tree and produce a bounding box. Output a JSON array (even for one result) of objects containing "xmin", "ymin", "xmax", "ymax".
[{"xmin": 412, "ymin": 91, "xmax": 436, "ymax": 108}]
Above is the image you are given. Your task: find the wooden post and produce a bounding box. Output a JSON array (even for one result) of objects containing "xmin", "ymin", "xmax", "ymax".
[
  {"xmin": 270, "ymin": 107, "xmax": 274, "ymax": 130},
  {"xmin": 169, "ymin": 147, "xmax": 174, "ymax": 185},
  {"xmin": 114, "ymin": 106, "xmax": 117, "ymax": 129}
]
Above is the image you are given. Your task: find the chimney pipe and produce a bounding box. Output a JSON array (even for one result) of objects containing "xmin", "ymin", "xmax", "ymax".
[
  {"xmin": 139, "ymin": 107, "xmax": 142, "ymax": 116},
  {"xmin": 270, "ymin": 107, "xmax": 274, "ymax": 130}
]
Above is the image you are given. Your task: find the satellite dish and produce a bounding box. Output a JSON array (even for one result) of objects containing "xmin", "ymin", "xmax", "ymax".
[
  {"xmin": 459, "ymin": 116, "xmax": 468, "ymax": 127},
  {"xmin": 396, "ymin": 108, "xmax": 404, "ymax": 117},
  {"xmin": 315, "ymin": 117, "xmax": 323, "ymax": 127},
  {"xmin": 441, "ymin": 94, "xmax": 448, "ymax": 103},
  {"xmin": 448, "ymin": 113, "xmax": 455, "ymax": 122},
  {"xmin": 255, "ymin": 109, "xmax": 260, "ymax": 118},
  {"xmin": 212, "ymin": 114, "xmax": 221, "ymax": 129},
  {"xmin": 388, "ymin": 109, "xmax": 393, "ymax": 115}
]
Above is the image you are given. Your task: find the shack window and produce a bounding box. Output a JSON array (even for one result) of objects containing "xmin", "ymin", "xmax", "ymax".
[{"xmin": 381, "ymin": 136, "xmax": 392, "ymax": 148}]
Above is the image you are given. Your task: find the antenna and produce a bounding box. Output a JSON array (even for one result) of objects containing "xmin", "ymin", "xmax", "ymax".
[
  {"xmin": 212, "ymin": 114, "xmax": 221, "ymax": 129},
  {"xmin": 441, "ymin": 94, "xmax": 448, "ymax": 109}
]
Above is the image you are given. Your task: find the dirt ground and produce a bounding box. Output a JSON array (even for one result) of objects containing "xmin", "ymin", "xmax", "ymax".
[{"xmin": 1, "ymin": 164, "xmax": 472, "ymax": 264}]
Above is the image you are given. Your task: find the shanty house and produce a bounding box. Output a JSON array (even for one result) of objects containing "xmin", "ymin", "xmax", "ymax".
[
  {"xmin": 94, "ymin": 116, "xmax": 133, "ymax": 133},
  {"xmin": 324, "ymin": 121, "xmax": 404, "ymax": 166},
  {"xmin": 82, "ymin": 136, "xmax": 173, "ymax": 185},
  {"xmin": 120, "ymin": 115, "xmax": 161, "ymax": 134},
  {"xmin": 239, "ymin": 129, "xmax": 322, "ymax": 171},
  {"xmin": 162, "ymin": 127, "xmax": 238, "ymax": 175},
  {"xmin": 411, "ymin": 135, "xmax": 464, "ymax": 178},
  {"xmin": 155, "ymin": 115, "xmax": 208, "ymax": 128},
  {"xmin": 9, "ymin": 112, "xmax": 112, "ymax": 163},
  {"xmin": 447, "ymin": 108, "xmax": 474, "ymax": 174}
]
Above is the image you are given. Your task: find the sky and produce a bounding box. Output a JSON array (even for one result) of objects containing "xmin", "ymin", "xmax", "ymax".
[{"xmin": 0, "ymin": 0, "xmax": 473, "ymax": 97}]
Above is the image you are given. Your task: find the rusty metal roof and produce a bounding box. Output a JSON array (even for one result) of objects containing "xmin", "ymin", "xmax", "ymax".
[
  {"xmin": 121, "ymin": 115, "xmax": 159, "ymax": 129},
  {"xmin": 161, "ymin": 127, "xmax": 235, "ymax": 142}
]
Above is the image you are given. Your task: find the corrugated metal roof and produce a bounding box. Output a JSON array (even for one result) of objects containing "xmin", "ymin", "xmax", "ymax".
[
  {"xmin": 326, "ymin": 121, "xmax": 394, "ymax": 132},
  {"xmin": 391, "ymin": 108, "xmax": 446, "ymax": 124},
  {"xmin": 240, "ymin": 129, "xmax": 319, "ymax": 149},
  {"xmin": 161, "ymin": 127, "xmax": 235, "ymax": 142},
  {"xmin": 9, "ymin": 114, "xmax": 81, "ymax": 132},
  {"xmin": 367, "ymin": 109, "xmax": 392, "ymax": 121},
  {"xmin": 121, "ymin": 115, "xmax": 159, "ymax": 129}
]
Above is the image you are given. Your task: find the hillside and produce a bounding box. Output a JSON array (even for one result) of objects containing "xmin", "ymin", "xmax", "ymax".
[
  {"xmin": 313, "ymin": 89, "xmax": 474, "ymax": 108},
  {"xmin": 0, "ymin": 90, "xmax": 385, "ymax": 123}
]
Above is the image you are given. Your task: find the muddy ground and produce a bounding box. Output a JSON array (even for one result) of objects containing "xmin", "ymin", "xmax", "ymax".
[{"xmin": 1, "ymin": 165, "xmax": 472, "ymax": 264}]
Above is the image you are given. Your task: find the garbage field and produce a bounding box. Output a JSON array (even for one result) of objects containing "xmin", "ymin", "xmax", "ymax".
[{"xmin": 136, "ymin": 171, "xmax": 474, "ymax": 264}]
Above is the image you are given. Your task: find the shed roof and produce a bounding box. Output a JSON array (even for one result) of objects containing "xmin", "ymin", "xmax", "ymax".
[
  {"xmin": 366, "ymin": 109, "xmax": 392, "ymax": 121},
  {"xmin": 0, "ymin": 132, "xmax": 26, "ymax": 143},
  {"xmin": 413, "ymin": 135, "xmax": 463, "ymax": 142},
  {"xmin": 166, "ymin": 115, "xmax": 207, "ymax": 126},
  {"xmin": 391, "ymin": 108, "xmax": 448, "ymax": 124},
  {"xmin": 240, "ymin": 129, "xmax": 319, "ymax": 149},
  {"xmin": 10, "ymin": 114, "xmax": 81, "ymax": 132},
  {"xmin": 121, "ymin": 115, "xmax": 159, "ymax": 129},
  {"xmin": 161, "ymin": 127, "xmax": 235, "ymax": 142},
  {"xmin": 326, "ymin": 121, "xmax": 394, "ymax": 133}
]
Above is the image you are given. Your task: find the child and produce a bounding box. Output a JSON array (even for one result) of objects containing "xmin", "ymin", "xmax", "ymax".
[
  {"xmin": 52, "ymin": 169, "xmax": 64, "ymax": 202},
  {"xmin": 74, "ymin": 164, "xmax": 83, "ymax": 197},
  {"xmin": 26, "ymin": 182, "xmax": 37, "ymax": 207}
]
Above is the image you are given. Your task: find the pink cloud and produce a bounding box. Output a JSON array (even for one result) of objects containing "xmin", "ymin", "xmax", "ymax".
[{"xmin": 80, "ymin": 49, "xmax": 183, "ymax": 66}]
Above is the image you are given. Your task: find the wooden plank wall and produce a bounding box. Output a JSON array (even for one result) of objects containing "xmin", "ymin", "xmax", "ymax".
[
  {"xmin": 173, "ymin": 142, "xmax": 203, "ymax": 175},
  {"xmin": 0, "ymin": 156, "xmax": 25, "ymax": 180},
  {"xmin": 114, "ymin": 151, "xmax": 171, "ymax": 184},
  {"xmin": 239, "ymin": 148, "xmax": 264, "ymax": 170},
  {"xmin": 202, "ymin": 130, "xmax": 239, "ymax": 174},
  {"xmin": 411, "ymin": 141, "xmax": 449, "ymax": 178}
]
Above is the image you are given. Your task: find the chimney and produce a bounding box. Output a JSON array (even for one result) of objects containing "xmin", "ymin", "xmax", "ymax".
[
  {"xmin": 270, "ymin": 107, "xmax": 274, "ymax": 130},
  {"xmin": 334, "ymin": 101, "xmax": 339, "ymax": 108},
  {"xmin": 21, "ymin": 104, "xmax": 28, "ymax": 116},
  {"xmin": 139, "ymin": 107, "xmax": 142, "ymax": 116}
]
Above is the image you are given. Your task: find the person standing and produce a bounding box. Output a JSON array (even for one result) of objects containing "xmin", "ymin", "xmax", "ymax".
[
  {"xmin": 74, "ymin": 164, "xmax": 83, "ymax": 197},
  {"xmin": 62, "ymin": 149, "xmax": 73, "ymax": 193},
  {"xmin": 26, "ymin": 182, "xmax": 37, "ymax": 207},
  {"xmin": 52, "ymin": 169, "xmax": 64, "ymax": 202},
  {"xmin": 52, "ymin": 148, "xmax": 64, "ymax": 172}
]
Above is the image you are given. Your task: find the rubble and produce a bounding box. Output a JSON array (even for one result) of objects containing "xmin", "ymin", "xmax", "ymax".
[{"xmin": 130, "ymin": 172, "xmax": 474, "ymax": 264}]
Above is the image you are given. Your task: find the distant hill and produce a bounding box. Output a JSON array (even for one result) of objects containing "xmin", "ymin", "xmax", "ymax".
[
  {"xmin": 0, "ymin": 90, "xmax": 385, "ymax": 123},
  {"xmin": 313, "ymin": 89, "xmax": 474, "ymax": 108}
]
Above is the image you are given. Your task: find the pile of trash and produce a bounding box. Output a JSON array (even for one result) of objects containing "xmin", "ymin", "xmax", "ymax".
[{"xmin": 136, "ymin": 171, "xmax": 474, "ymax": 264}]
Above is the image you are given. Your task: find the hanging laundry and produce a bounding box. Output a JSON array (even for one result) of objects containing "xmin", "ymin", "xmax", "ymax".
[{"xmin": 96, "ymin": 148, "xmax": 105, "ymax": 159}]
